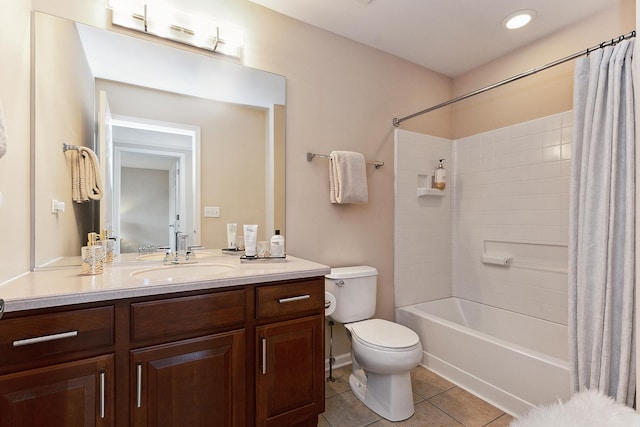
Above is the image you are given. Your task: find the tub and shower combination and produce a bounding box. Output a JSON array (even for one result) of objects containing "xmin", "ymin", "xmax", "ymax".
[{"xmin": 396, "ymin": 297, "xmax": 570, "ymax": 416}]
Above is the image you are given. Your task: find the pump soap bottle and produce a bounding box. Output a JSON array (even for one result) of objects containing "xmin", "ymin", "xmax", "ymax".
[
  {"xmin": 434, "ymin": 159, "xmax": 446, "ymax": 190},
  {"xmin": 82, "ymin": 232, "xmax": 105, "ymax": 275},
  {"xmin": 270, "ymin": 230, "xmax": 285, "ymax": 258}
]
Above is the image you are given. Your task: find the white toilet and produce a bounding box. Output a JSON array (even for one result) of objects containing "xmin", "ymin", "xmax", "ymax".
[{"xmin": 325, "ymin": 266, "xmax": 422, "ymax": 421}]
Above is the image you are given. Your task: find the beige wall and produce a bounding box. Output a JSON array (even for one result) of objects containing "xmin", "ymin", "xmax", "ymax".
[
  {"xmin": 33, "ymin": 11, "xmax": 95, "ymax": 267},
  {"xmin": 452, "ymin": 0, "xmax": 635, "ymax": 139},
  {"xmin": 0, "ymin": 0, "xmax": 31, "ymax": 282}
]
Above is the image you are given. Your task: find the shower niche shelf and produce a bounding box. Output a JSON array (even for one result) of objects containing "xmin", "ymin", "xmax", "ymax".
[
  {"xmin": 417, "ymin": 174, "xmax": 444, "ymax": 196},
  {"xmin": 417, "ymin": 187, "xmax": 445, "ymax": 197}
]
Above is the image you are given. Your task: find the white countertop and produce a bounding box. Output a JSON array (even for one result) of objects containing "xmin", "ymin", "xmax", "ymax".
[{"xmin": 0, "ymin": 251, "xmax": 330, "ymax": 313}]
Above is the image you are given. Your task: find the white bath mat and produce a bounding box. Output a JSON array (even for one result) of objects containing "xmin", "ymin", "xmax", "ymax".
[{"xmin": 510, "ymin": 390, "xmax": 640, "ymax": 427}]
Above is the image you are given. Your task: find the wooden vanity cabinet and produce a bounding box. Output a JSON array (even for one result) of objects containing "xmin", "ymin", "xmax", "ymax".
[
  {"xmin": 0, "ymin": 275, "xmax": 325, "ymax": 427},
  {"xmin": 0, "ymin": 307, "xmax": 115, "ymax": 427},
  {"xmin": 129, "ymin": 290, "xmax": 246, "ymax": 427},
  {"xmin": 255, "ymin": 279, "xmax": 325, "ymax": 427},
  {"xmin": 0, "ymin": 355, "xmax": 114, "ymax": 427}
]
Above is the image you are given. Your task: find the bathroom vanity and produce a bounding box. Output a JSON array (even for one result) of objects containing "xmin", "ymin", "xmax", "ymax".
[{"xmin": 0, "ymin": 254, "xmax": 329, "ymax": 427}]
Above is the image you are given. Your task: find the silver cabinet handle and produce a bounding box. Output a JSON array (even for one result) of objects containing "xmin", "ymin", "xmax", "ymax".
[
  {"xmin": 278, "ymin": 295, "xmax": 310, "ymax": 304},
  {"xmin": 99, "ymin": 370, "xmax": 106, "ymax": 419},
  {"xmin": 12, "ymin": 330, "xmax": 78, "ymax": 347},
  {"xmin": 261, "ymin": 338, "xmax": 267, "ymax": 375},
  {"xmin": 136, "ymin": 363, "xmax": 143, "ymax": 408}
]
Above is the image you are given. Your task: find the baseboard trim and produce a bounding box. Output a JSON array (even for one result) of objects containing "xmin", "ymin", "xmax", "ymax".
[{"xmin": 325, "ymin": 352, "xmax": 351, "ymax": 371}]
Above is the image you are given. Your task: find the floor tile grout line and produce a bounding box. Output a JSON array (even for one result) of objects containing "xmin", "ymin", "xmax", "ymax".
[
  {"xmin": 416, "ymin": 384, "xmax": 459, "ymax": 403},
  {"xmin": 422, "ymin": 398, "xmax": 467, "ymax": 426}
]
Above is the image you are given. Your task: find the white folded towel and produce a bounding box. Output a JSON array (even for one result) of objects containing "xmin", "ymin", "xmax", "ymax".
[
  {"xmin": 0, "ymin": 102, "xmax": 7, "ymax": 159},
  {"xmin": 80, "ymin": 147, "xmax": 103, "ymax": 201},
  {"xmin": 72, "ymin": 146, "xmax": 103, "ymax": 203},
  {"xmin": 329, "ymin": 150, "xmax": 368, "ymax": 204},
  {"xmin": 71, "ymin": 150, "xmax": 80, "ymax": 202}
]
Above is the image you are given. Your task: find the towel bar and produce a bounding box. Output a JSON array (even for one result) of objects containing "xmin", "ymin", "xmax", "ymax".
[
  {"xmin": 62, "ymin": 142, "xmax": 81, "ymax": 152},
  {"xmin": 306, "ymin": 152, "xmax": 384, "ymax": 169}
]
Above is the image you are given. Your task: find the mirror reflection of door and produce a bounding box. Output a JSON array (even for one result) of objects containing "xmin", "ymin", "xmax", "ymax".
[
  {"xmin": 98, "ymin": 99, "xmax": 200, "ymax": 254},
  {"xmin": 117, "ymin": 150, "xmax": 183, "ymax": 253}
]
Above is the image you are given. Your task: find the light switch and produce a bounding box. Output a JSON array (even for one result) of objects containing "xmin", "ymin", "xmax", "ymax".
[
  {"xmin": 204, "ymin": 206, "xmax": 220, "ymax": 218},
  {"xmin": 0, "ymin": 192, "xmax": 3, "ymax": 208}
]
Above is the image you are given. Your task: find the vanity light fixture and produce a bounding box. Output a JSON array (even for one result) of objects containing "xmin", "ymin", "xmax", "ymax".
[
  {"xmin": 107, "ymin": 0, "xmax": 245, "ymax": 58},
  {"xmin": 502, "ymin": 9, "xmax": 537, "ymax": 30}
]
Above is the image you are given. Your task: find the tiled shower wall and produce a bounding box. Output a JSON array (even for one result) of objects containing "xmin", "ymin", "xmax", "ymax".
[
  {"xmin": 453, "ymin": 111, "xmax": 572, "ymax": 324},
  {"xmin": 394, "ymin": 111, "xmax": 572, "ymax": 325},
  {"xmin": 394, "ymin": 129, "xmax": 452, "ymax": 307}
]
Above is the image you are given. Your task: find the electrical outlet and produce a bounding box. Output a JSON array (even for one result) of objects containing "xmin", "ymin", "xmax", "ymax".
[
  {"xmin": 51, "ymin": 199, "xmax": 65, "ymax": 214},
  {"xmin": 204, "ymin": 206, "xmax": 220, "ymax": 218}
]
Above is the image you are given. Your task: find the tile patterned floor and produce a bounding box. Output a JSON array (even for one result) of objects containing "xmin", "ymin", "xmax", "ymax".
[{"xmin": 320, "ymin": 366, "xmax": 515, "ymax": 427}]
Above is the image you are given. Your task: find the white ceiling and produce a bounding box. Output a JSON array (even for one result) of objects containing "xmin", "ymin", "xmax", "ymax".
[{"xmin": 247, "ymin": 0, "xmax": 625, "ymax": 77}]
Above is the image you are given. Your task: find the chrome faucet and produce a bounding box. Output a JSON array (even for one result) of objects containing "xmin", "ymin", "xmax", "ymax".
[{"xmin": 163, "ymin": 232, "xmax": 193, "ymax": 264}]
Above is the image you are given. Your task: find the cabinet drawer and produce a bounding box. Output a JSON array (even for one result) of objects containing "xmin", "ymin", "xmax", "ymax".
[
  {"xmin": 0, "ymin": 306, "xmax": 114, "ymax": 367},
  {"xmin": 131, "ymin": 289, "xmax": 245, "ymax": 342},
  {"xmin": 256, "ymin": 279, "xmax": 324, "ymax": 320}
]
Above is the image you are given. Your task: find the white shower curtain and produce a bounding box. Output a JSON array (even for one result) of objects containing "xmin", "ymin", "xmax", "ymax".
[{"xmin": 569, "ymin": 38, "xmax": 636, "ymax": 406}]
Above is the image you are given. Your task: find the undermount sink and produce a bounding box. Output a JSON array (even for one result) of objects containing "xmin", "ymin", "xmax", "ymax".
[
  {"xmin": 130, "ymin": 263, "xmax": 235, "ymax": 282},
  {"xmin": 136, "ymin": 251, "xmax": 217, "ymax": 262}
]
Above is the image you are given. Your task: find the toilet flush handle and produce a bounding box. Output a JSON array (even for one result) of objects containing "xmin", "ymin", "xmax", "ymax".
[{"xmin": 336, "ymin": 280, "xmax": 345, "ymax": 287}]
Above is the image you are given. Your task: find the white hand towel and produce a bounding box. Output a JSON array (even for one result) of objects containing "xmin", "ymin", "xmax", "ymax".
[
  {"xmin": 72, "ymin": 147, "xmax": 103, "ymax": 203},
  {"xmin": 79, "ymin": 147, "xmax": 103, "ymax": 201},
  {"xmin": 329, "ymin": 151, "xmax": 368, "ymax": 204},
  {"xmin": 71, "ymin": 150, "xmax": 80, "ymax": 202},
  {"xmin": 78, "ymin": 149, "xmax": 88, "ymax": 202},
  {"xmin": 0, "ymin": 102, "xmax": 7, "ymax": 158}
]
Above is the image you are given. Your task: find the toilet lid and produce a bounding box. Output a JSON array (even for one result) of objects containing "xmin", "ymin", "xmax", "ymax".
[{"xmin": 350, "ymin": 319, "xmax": 420, "ymax": 349}]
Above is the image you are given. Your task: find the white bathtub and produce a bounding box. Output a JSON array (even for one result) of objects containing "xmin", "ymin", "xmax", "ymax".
[{"xmin": 395, "ymin": 297, "xmax": 571, "ymax": 416}]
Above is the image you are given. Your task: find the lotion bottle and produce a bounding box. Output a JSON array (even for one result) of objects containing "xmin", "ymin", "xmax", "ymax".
[
  {"xmin": 243, "ymin": 224, "xmax": 258, "ymax": 257},
  {"xmin": 270, "ymin": 230, "xmax": 285, "ymax": 258},
  {"xmin": 434, "ymin": 159, "xmax": 446, "ymax": 190}
]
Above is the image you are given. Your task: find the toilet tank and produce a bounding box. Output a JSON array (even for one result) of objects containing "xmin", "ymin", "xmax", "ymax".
[{"xmin": 325, "ymin": 266, "xmax": 378, "ymax": 324}]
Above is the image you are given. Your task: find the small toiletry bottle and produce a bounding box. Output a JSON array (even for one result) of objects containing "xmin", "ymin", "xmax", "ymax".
[
  {"xmin": 243, "ymin": 225, "xmax": 258, "ymax": 257},
  {"xmin": 227, "ymin": 223, "xmax": 237, "ymax": 249},
  {"xmin": 100, "ymin": 229, "xmax": 114, "ymax": 263},
  {"xmin": 434, "ymin": 159, "xmax": 446, "ymax": 190},
  {"xmin": 270, "ymin": 230, "xmax": 285, "ymax": 258}
]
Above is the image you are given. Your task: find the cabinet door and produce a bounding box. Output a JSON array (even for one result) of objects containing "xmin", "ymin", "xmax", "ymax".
[
  {"xmin": 131, "ymin": 331, "xmax": 245, "ymax": 427},
  {"xmin": 0, "ymin": 354, "xmax": 114, "ymax": 427},
  {"xmin": 256, "ymin": 315, "xmax": 324, "ymax": 427}
]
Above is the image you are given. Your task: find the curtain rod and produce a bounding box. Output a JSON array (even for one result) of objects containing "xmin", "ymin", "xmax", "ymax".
[{"xmin": 392, "ymin": 30, "xmax": 636, "ymax": 127}]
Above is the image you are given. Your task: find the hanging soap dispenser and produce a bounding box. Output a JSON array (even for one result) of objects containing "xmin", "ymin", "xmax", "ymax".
[{"xmin": 434, "ymin": 159, "xmax": 446, "ymax": 190}]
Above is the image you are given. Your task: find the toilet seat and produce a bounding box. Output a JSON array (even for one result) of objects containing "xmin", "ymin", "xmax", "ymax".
[{"xmin": 349, "ymin": 319, "xmax": 420, "ymax": 352}]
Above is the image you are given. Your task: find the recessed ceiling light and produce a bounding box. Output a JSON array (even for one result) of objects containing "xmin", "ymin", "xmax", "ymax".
[{"xmin": 503, "ymin": 9, "xmax": 537, "ymax": 30}]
